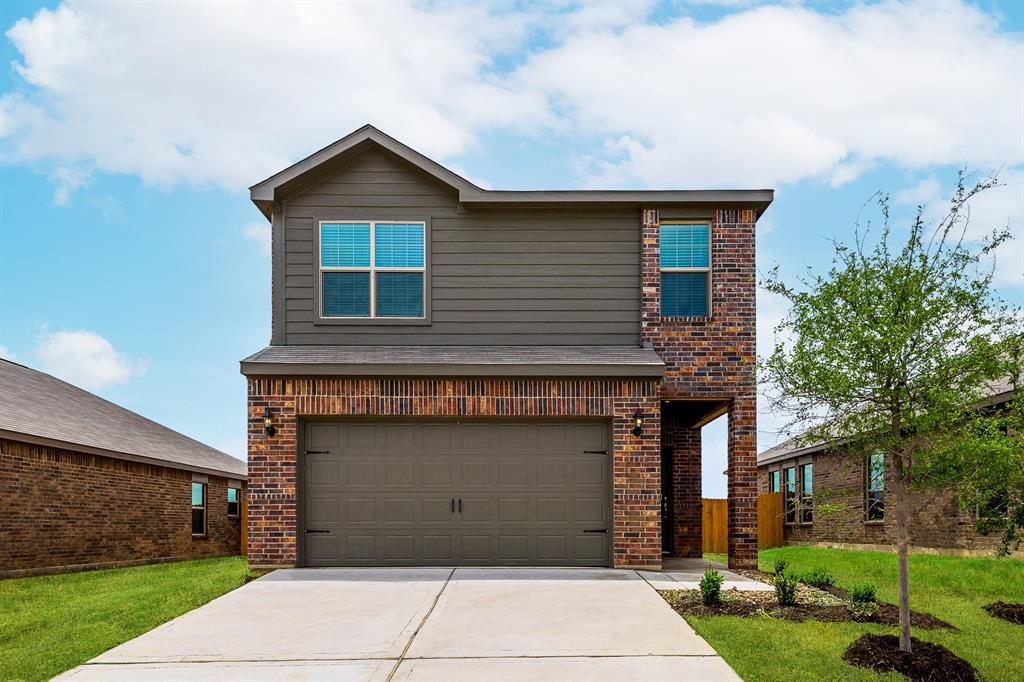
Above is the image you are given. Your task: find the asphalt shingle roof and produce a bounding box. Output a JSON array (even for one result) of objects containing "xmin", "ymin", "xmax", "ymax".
[
  {"xmin": 0, "ymin": 359, "xmax": 246, "ymax": 478},
  {"xmin": 240, "ymin": 345, "xmax": 665, "ymax": 377}
]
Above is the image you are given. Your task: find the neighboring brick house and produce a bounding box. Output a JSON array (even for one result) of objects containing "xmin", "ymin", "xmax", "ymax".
[
  {"xmin": 757, "ymin": 381, "xmax": 1016, "ymax": 554},
  {"xmin": 241, "ymin": 125, "xmax": 772, "ymax": 570},
  {"xmin": 0, "ymin": 359, "xmax": 247, "ymax": 578}
]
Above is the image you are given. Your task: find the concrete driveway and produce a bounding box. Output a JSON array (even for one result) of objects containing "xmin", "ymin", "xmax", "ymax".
[{"xmin": 56, "ymin": 567, "xmax": 742, "ymax": 681}]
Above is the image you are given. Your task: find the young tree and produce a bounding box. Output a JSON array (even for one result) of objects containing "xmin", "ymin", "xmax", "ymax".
[{"xmin": 761, "ymin": 174, "xmax": 1021, "ymax": 653}]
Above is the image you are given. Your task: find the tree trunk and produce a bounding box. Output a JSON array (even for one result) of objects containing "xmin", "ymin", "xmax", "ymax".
[{"xmin": 889, "ymin": 464, "xmax": 913, "ymax": 653}]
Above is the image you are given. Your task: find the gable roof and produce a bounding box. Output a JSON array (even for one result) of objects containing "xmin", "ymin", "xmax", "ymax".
[
  {"xmin": 249, "ymin": 124, "xmax": 774, "ymax": 220},
  {"xmin": 0, "ymin": 359, "xmax": 246, "ymax": 479}
]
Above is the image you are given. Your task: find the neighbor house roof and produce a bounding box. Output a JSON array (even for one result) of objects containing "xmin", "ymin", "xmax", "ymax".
[
  {"xmin": 0, "ymin": 359, "xmax": 246, "ymax": 478},
  {"xmin": 757, "ymin": 377, "xmax": 1018, "ymax": 467},
  {"xmin": 240, "ymin": 345, "xmax": 665, "ymax": 377},
  {"xmin": 249, "ymin": 124, "xmax": 774, "ymax": 220}
]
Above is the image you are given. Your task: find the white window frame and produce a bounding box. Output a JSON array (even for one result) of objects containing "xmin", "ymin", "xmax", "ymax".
[
  {"xmin": 659, "ymin": 220, "xmax": 712, "ymax": 318},
  {"xmin": 318, "ymin": 220, "xmax": 427, "ymax": 320}
]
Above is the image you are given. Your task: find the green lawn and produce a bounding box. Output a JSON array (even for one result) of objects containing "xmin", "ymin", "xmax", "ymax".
[
  {"xmin": 689, "ymin": 547, "xmax": 1024, "ymax": 681},
  {"xmin": 0, "ymin": 556, "xmax": 248, "ymax": 682}
]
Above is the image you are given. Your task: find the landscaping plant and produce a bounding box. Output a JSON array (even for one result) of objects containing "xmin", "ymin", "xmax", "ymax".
[
  {"xmin": 761, "ymin": 174, "xmax": 1022, "ymax": 652},
  {"xmin": 772, "ymin": 559, "xmax": 788, "ymax": 576},
  {"xmin": 848, "ymin": 582, "xmax": 880, "ymax": 622},
  {"xmin": 699, "ymin": 568, "xmax": 725, "ymax": 606},
  {"xmin": 773, "ymin": 571, "xmax": 798, "ymax": 607}
]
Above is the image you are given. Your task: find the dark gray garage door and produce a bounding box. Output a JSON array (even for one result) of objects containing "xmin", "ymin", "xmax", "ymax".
[{"xmin": 301, "ymin": 420, "xmax": 611, "ymax": 567}]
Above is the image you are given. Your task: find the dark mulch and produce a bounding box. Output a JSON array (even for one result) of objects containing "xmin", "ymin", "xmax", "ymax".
[
  {"xmin": 983, "ymin": 601, "xmax": 1024, "ymax": 624},
  {"xmin": 843, "ymin": 634, "xmax": 978, "ymax": 682},
  {"xmin": 820, "ymin": 585, "xmax": 955, "ymax": 630}
]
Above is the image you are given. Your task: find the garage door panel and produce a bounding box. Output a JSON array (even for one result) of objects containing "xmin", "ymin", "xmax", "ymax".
[{"xmin": 302, "ymin": 420, "xmax": 610, "ymax": 567}]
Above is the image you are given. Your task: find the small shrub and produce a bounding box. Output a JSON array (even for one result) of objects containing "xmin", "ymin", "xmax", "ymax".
[
  {"xmin": 774, "ymin": 571, "xmax": 798, "ymax": 607},
  {"xmin": 801, "ymin": 567, "xmax": 836, "ymax": 589},
  {"xmin": 849, "ymin": 582, "xmax": 877, "ymax": 604},
  {"xmin": 699, "ymin": 568, "xmax": 725, "ymax": 606},
  {"xmin": 849, "ymin": 599, "xmax": 880, "ymax": 622},
  {"xmin": 847, "ymin": 581, "xmax": 879, "ymax": 621},
  {"xmin": 773, "ymin": 559, "xmax": 788, "ymax": 576}
]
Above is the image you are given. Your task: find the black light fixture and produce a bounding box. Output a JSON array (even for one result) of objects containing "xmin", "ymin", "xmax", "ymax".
[
  {"xmin": 263, "ymin": 407, "xmax": 277, "ymax": 437},
  {"xmin": 632, "ymin": 410, "xmax": 643, "ymax": 437}
]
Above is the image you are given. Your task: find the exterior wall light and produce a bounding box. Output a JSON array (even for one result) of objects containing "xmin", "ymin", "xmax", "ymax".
[
  {"xmin": 632, "ymin": 410, "xmax": 643, "ymax": 437},
  {"xmin": 263, "ymin": 407, "xmax": 277, "ymax": 437}
]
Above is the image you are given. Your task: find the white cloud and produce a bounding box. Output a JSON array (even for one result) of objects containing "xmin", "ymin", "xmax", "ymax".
[
  {"xmin": 243, "ymin": 221, "xmax": 271, "ymax": 255},
  {"xmin": 0, "ymin": 345, "xmax": 16, "ymax": 361},
  {"xmin": 1, "ymin": 2, "xmax": 1020, "ymax": 198},
  {"xmin": 34, "ymin": 330, "xmax": 147, "ymax": 390}
]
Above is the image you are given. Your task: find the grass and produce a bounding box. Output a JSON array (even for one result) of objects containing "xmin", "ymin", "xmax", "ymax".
[
  {"xmin": 686, "ymin": 547, "xmax": 1024, "ymax": 681},
  {"xmin": 0, "ymin": 556, "xmax": 248, "ymax": 682}
]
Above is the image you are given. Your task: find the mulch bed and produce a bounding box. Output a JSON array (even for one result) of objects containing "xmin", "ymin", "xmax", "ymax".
[
  {"xmin": 662, "ymin": 585, "xmax": 953, "ymax": 629},
  {"xmin": 983, "ymin": 601, "xmax": 1024, "ymax": 624},
  {"xmin": 843, "ymin": 634, "xmax": 978, "ymax": 682},
  {"xmin": 720, "ymin": 567, "xmax": 954, "ymax": 629}
]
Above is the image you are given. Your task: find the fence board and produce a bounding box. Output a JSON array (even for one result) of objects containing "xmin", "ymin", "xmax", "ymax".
[
  {"xmin": 758, "ymin": 492, "xmax": 784, "ymax": 549},
  {"xmin": 702, "ymin": 498, "xmax": 728, "ymax": 554}
]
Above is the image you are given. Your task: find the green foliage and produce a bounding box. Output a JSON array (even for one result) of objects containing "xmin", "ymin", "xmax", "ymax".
[
  {"xmin": 774, "ymin": 571, "xmax": 799, "ymax": 607},
  {"xmin": 773, "ymin": 558, "xmax": 788, "ymax": 576},
  {"xmin": 0, "ymin": 557, "xmax": 247, "ymax": 681},
  {"xmin": 848, "ymin": 599, "xmax": 880, "ymax": 622},
  {"xmin": 849, "ymin": 582, "xmax": 877, "ymax": 604},
  {"xmin": 700, "ymin": 568, "xmax": 725, "ymax": 606},
  {"xmin": 800, "ymin": 567, "xmax": 836, "ymax": 589}
]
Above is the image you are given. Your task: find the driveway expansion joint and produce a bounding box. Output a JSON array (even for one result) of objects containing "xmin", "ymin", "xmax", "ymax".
[{"xmin": 386, "ymin": 567, "xmax": 455, "ymax": 682}]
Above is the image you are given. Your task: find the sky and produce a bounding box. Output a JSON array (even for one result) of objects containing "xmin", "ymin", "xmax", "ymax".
[{"xmin": 1, "ymin": 0, "xmax": 1021, "ymax": 498}]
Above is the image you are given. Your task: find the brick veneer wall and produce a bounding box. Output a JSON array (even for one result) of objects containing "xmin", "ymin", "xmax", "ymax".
[
  {"xmin": 0, "ymin": 439, "xmax": 243, "ymax": 577},
  {"xmin": 247, "ymin": 377, "xmax": 661, "ymax": 569},
  {"xmin": 758, "ymin": 450, "xmax": 1001, "ymax": 552},
  {"xmin": 641, "ymin": 208, "xmax": 759, "ymax": 568},
  {"xmin": 664, "ymin": 417, "xmax": 702, "ymax": 557}
]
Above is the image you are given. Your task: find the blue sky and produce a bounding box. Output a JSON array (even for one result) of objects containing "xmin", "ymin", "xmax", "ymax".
[{"xmin": 1, "ymin": 1, "xmax": 1021, "ymax": 497}]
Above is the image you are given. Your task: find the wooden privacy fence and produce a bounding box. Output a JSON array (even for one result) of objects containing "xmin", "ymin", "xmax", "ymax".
[{"xmin": 702, "ymin": 492, "xmax": 784, "ymax": 553}]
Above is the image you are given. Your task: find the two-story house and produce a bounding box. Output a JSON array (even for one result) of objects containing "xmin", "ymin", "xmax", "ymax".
[{"xmin": 240, "ymin": 125, "xmax": 772, "ymax": 571}]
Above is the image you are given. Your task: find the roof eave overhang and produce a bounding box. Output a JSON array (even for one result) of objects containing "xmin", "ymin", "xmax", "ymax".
[
  {"xmin": 240, "ymin": 361, "xmax": 664, "ymax": 378},
  {"xmin": 0, "ymin": 428, "xmax": 248, "ymax": 480},
  {"xmin": 249, "ymin": 125, "xmax": 775, "ymax": 221}
]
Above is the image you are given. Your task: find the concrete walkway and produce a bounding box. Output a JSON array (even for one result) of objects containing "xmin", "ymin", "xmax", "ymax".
[{"xmin": 56, "ymin": 564, "xmax": 768, "ymax": 681}]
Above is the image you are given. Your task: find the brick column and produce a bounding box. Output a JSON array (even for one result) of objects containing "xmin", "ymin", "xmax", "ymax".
[
  {"xmin": 727, "ymin": 393, "xmax": 758, "ymax": 568},
  {"xmin": 612, "ymin": 394, "xmax": 662, "ymax": 569},
  {"xmin": 247, "ymin": 378, "xmax": 299, "ymax": 570},
  {"xmin": 664, "ymin": 417, "xmax": 702, "ymax": 557}
]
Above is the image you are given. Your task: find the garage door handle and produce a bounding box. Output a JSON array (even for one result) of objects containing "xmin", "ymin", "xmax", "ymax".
[
  {"xmin": 305, "ymin": 529, "xmax": 329, "ymax": 534},
  {"xmin": 450, "ymin": 498, "xmax": 455, "ymax": 513},
  {"xmin": 458, "ymin": 498, "xmax": 462, "ymax": 513},
  {"xmin": 583, "ymin": 529, "xmax": 609, "ymax": 534}
]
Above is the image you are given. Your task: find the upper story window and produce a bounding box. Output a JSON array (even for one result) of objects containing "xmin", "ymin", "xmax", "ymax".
[
  {"xmin": 866, "ymin": 451, "xmax": 885, "ymax": 522},
  {"xmin": 320, "ymin": 221, "xmax": 426, "ymax": 319},
  {"xmin": 660, "ymin": 222, "xmax": 710, "ymax": 317}
]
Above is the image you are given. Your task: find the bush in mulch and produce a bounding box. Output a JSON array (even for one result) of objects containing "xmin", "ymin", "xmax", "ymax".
[
  {"xmin": 819, "ymin": 585, "xmax": 954, "ymax": 629},
  {"xmin": 661, "ymin": 586, "xmax": 954, "ymax": 629},
  {"xmin": 843, "ymin": 634, "xmax": 978, "ymax": 682},
  {"xmin": 983, "ymin": 601, "xmax": 1024, "ymax": 624}
]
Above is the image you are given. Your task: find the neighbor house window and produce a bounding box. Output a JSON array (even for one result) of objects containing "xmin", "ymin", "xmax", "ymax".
[
  {"xmin": 800, "ymin": 463, "xmax": 814, "ymax": 523},
  {"xmin": 660, "ymin": 222, "xmax": 710, "ymax": 317},
  {"xmin": 227, "ymin": 487, "xmax": 240, "ymax": 518},
  {"xmin": 866, "ymin": 451, "xmax": 885, "ymax": 522},
  {"xmin": 191, "ymin": 482, "xmax": 207, "ymax": 536},
  {"xmin": 768, "ymin": 469, "xmax": 781, "ymax": 494},
  {"xmin": 320, "ymin": 221, "xmax": 425, "ymax": 318},
  {"xmin": 783, "ymin": 466, "xmax": 797, "ymax": 524}
]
